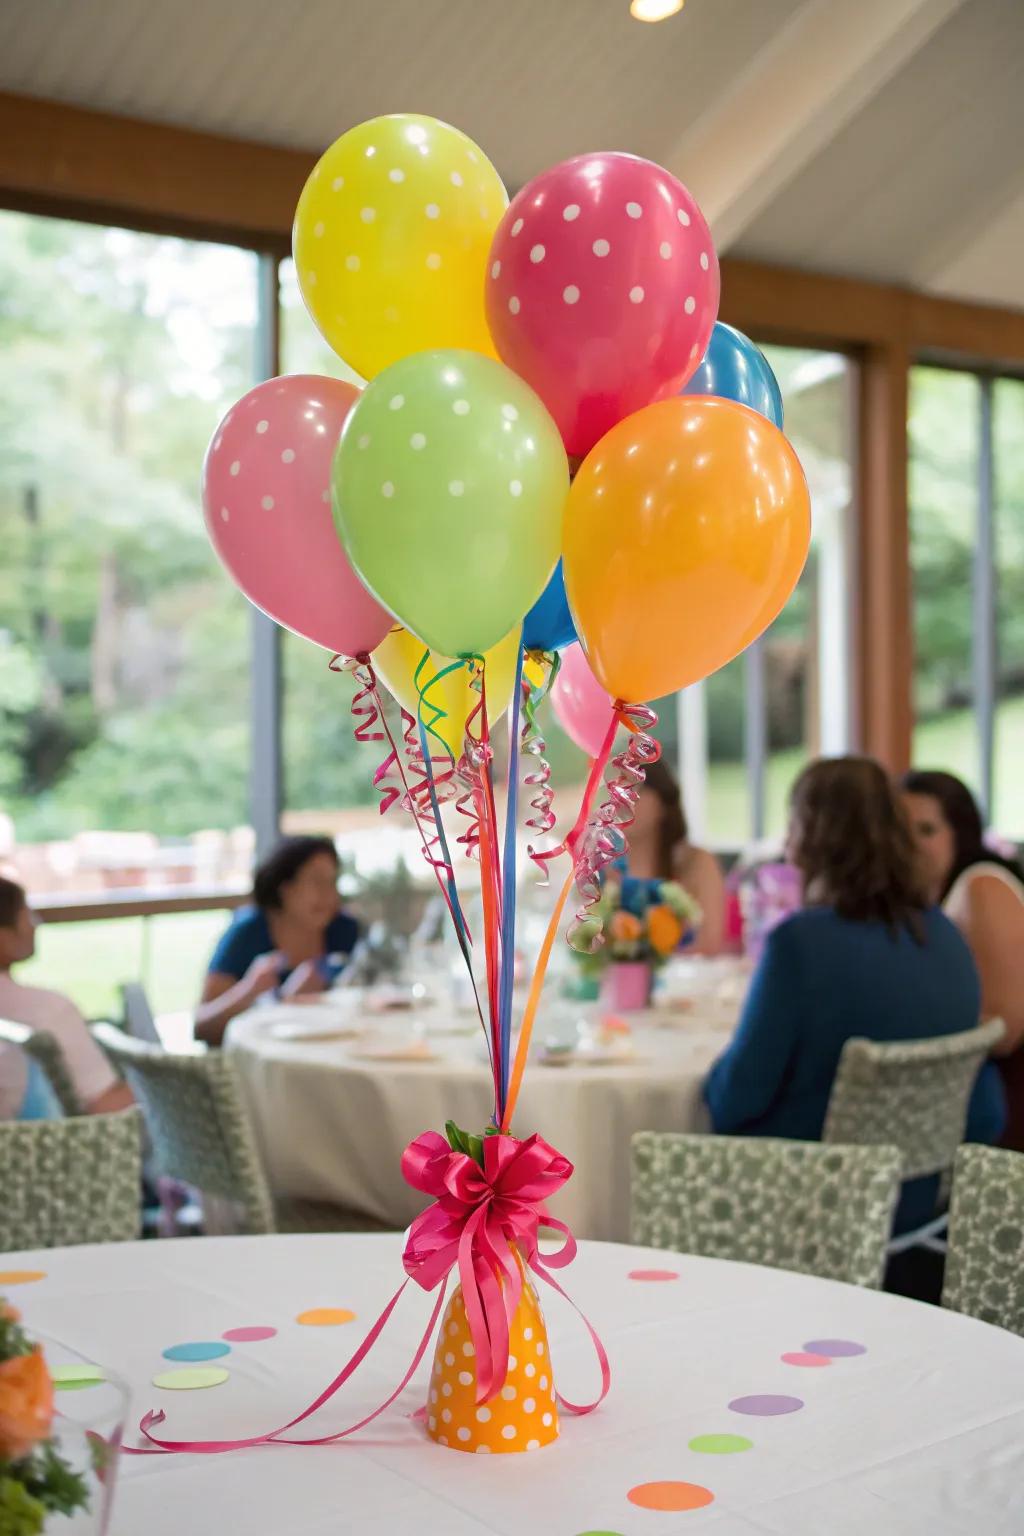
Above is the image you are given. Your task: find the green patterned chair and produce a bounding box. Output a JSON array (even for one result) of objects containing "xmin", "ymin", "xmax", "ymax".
[
  {"xmin": 92, "ymin": 1025, "xmax": 390, "ymax": 1235},
  {"xmin": 0, "ymin": 1018, "xmax": 84, "ymax": 1116},
  {"xmin": 822, "ymin": 1020, "xmax": 1004, "ymax": 1251},
  {"xmin": 0, "ymin": 1109, "xmax": 143, "ymax": 1251},
  {"xmin": 631, "ymin": 1132, "xmax": 901, "ymax": 1288},
  {"xmin": 943, "ymin": 1144, "xmax": 1024, "ymax": 1335}
]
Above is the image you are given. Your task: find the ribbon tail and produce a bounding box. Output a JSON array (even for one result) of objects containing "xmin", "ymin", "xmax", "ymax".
[
  {"xmin": 127, "ymin": 1279, "xmax": 446, "ymax": 1454},
  {"xmin": 530, "ymin": 1259, "xmax": 611, "ymax": 1417}
]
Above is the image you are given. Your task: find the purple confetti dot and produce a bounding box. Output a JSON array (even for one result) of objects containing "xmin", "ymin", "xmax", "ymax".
[
  {"xmin": 729, "ymin": 1394, "xmax": 804, "ymax": 1417},
  {"xmin": 802, "ymin": 1338, "xmax": 867, "ymax": 1357},
  {"xmin": 222, "ymin": 1326, "xmax": 277, "ymax": 1343}
]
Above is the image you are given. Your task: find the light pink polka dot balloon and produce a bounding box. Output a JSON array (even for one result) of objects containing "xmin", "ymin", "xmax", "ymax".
[
  {"xmin": 202, "ymin": 375, "xmax": 393, "ymax": 657},
  {"xmin": 486, "ymin": 153, "xmax": 719, "ymax": 457}
]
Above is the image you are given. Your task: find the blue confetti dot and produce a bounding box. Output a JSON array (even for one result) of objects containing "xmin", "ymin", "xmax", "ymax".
[{"xmin": 162, "ymin": 1341, "xmax": 231, "ymax": 1363}]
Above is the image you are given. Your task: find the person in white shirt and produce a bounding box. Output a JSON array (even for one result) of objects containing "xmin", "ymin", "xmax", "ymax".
[
  {"xmin": 901, "ymin": 770, "xmax": 1024, "ymax": 1150},
  {"xmin": 0, "ymin": 876, "xmax": 133, "ymax": 1115}
]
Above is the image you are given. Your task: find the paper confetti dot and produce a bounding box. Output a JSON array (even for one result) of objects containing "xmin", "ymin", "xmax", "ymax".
[
  {"xmin": 782, "ymin": 1351, "xmax": 833, "ymax": 1368},
  {"xmin": 628, "ymin": 1482, "xmax": 714, "ymax": 1512},
  {"xmin": 162, "ymin": 1341, "xmax": 230, "ymax": 1363},
  {"xmin": 689, "ymin": 1433, "xmax": 753, "ymax": 1455},
  {"xmin": 802, "ymin": 1338, "xmax": 867, "ymax": 1357},
  {"xmin": 296, "ymin": 1308, "xmax": 356, "ymax": 1327},
  {"xmin": 153, "ymin": 1367, "xmax": 229, "ymax": 1391},
  {"xmin": 628, "ymin": 1269, "xmax": 680, "ymax": 1282},
  {"xmin": 52, "ymin": 1364, "xmax": 105, "ymax": 1391},
  {"xmin": 222, "ymin": 1327, "xmax": 276, "ymax": 1343},
  {"xmin": 575, "ymin": 1531, "xmax": 625, "ymax": 1536},
  {"xmin": 729, "ymin": 1394, "xmax": 804, "ymax": 1417},
  {"xmin": 0, "ymin": 1271, "xmax": 45, "ymax": 1285}
]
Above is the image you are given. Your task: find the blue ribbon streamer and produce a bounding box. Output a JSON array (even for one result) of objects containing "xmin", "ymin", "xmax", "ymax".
[{"xmin": 496, "ymin": 640, "xmax": 524, "ymax": 1114}]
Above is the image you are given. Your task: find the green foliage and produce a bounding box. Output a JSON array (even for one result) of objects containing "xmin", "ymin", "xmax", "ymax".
[
  {"xmin": 0, "ymin": 1473, "xmax": 45, "ymax": 1536},
  {"xmin": 12, "ymin": 1441, "xmax": 89, "ymax": 1521},
  {"xmin": 0, "ymin": 1308, "xmax": 31, "ymax": 1365}
]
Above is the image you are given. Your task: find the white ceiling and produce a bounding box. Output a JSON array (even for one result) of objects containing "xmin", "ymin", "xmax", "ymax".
[{"xmin": 0, "ymin": 0, "xmax": 1021, "ymax": 308}]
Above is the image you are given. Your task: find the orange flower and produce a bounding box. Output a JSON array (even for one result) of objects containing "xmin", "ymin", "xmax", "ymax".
[
  {"xmin": 1, "ymin": 1304, "xmax": 20, "ymax": 1323},
  {"xmin": 648, "ymin": 904, "xmax": 684, "ymax": 957},
  {"xmin": 0, "ymin": 1347, "xmax": 54, "ymax": 1460},
  {"xmin": 609, "ymin": 910, "xmax": 643, "ymax": 943}
]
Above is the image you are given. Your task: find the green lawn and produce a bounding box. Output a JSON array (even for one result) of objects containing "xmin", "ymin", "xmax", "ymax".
[{"xmin": 19, "ymin": 701, "xmax": 1023, "ymax": 1018}]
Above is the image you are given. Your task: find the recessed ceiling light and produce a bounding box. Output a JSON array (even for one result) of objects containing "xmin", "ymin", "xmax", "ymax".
[{"xmin": 630, "ymin": 0, "xmax": 685, "ymax": 20}]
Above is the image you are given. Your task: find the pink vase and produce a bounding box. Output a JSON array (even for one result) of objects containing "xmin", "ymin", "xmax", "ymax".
[{"xmin": 600, "ymin": 961, "xmax": 652, "ymax": 1012}]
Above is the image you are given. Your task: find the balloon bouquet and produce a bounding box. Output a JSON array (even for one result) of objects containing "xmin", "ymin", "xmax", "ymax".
[{"xmin": 195, "ymin": 114, "xmax": 810, "ymax": 1456}]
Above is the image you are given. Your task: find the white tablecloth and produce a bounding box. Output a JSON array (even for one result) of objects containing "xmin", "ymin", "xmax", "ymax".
[
  {"xmin": 7, "ymin": 1233, "xmax": 1024, "ymax": 1535},
  {"xmin": 226, "ymin": 969, "xmax": 743, "ymax": 1240}
]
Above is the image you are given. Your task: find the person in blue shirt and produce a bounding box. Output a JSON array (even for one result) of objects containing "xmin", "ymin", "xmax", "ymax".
[
  {"xmin": 704, "ymin": 757, "xmax": 1005, "ymax": 1240},
  {"xmin": 195, "ymin": 835, "xmax": 360, "ymax": 1046}
]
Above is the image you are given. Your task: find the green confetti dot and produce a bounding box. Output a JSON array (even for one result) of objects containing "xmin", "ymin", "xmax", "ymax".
[
  {"xmin": 689, "ymin": 1432, "xmax": 753, "ymax": 1455},
  {"xmin": 152, "ymin": 1366, "xmax": 229, "ymax": 1391},
  {"xmin": 52, "ymin": 1364, "xmax": 105, "ymax": 1391}
]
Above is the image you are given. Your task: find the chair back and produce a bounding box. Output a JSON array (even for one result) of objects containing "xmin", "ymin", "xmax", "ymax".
[
  {"xmin": 822, "ymin": 1020, "xmax": 1004, "ymax": 1179},
  {"xmin": 120, "ymin": 982, "xmax": 162, "ymax": 1045},
  {"xmin": 91, "ymin": 1024, "xmax": 275, "ymax": 1234},
  {"xmin": 943, "ymin": 1143, "xmax": 1024, "ymax": 1335},
  {"xmin": 0, "ymin": 1017, "xmax": 84, "ymax": 1116},
  {"xmin": 0, "ymin": 1109, "xmax": 143, "ymax": 1250},
  {"xmin": 631, "ymin": 1131, "xmax": 901, "ymax": 1288}
]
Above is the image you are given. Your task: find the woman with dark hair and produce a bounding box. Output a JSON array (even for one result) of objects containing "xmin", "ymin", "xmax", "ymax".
[
  {"xmin": 195, "ymin": 836, "xmax": 360, "ymax": 1046},
  {"xmin": 902, "ymin": 770, "xmax": 1024, "ymax": 1147},
  {"xmin": 704, "ymin": 757, "xmax": 1004, "ymax": 1233},
  {"xmin": 627, "ymin": 758, "xmax": 726, "ymax": 955}
]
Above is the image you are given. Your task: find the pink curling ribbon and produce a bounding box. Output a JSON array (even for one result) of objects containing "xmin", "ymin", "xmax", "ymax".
[
  {"xmin": 126, "ymin": 1130, "xmax": 608, "ymax": 1456},
  {"xmin": 330, "ymin": 653, "xmax": 401, "ymax": 814},
  {"xmin": 567, "ymin": 703, "xmax": 661, "ymax": 954},
  {"xmin": 402, "ymin": 1129, "xmax": 610, "ymax": 1410}
]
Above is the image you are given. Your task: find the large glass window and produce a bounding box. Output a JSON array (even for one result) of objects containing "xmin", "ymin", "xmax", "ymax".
[
  {"xmin": 909, "ymin": 366, "xmax": 979, "ymax": 789},
  {"xmin": 683, "ymin": 346, "xmax": 854, "ymax": 848},
  {"xmin": 910, "ymin": 365, "xmax": 1024, "ymax": 834},
  {"xmin": 0, "ymin": 211, "xmax": 258, "ymax": 896}
]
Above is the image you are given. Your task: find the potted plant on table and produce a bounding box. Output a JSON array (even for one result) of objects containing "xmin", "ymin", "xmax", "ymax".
[
  {"xmin": 0, "ymin": 1301, "xmax": 91, "ymax": 1536},
  {"xmin": 573, "ymin": 875, "xmax": 701, "ymax": 1011}
]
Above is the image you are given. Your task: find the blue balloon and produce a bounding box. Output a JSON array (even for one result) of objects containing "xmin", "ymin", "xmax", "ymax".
[
  {"xmin": 683, "ymin": 323, "xmax": 784, "ymax": 429},
  {"xmin": 523, "ymin": 559, "xmax": 576, "ymax": 652}
]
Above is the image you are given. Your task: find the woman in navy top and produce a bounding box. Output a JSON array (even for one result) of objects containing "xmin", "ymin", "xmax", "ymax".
[
  {"xmin": 704, "ymin": 757, "xmax": 1005, "ymax": 1234},
  {"xmin": 195, "ymin": 835, "xmax": 360, "ymax": 1046}
]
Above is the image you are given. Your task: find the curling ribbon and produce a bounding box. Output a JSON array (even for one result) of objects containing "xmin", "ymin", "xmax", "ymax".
[
  {"xmin": 567, "ymin": 702, "xmax": 661, "ymax": 954},
  {"xmin": 330, "ymin": 653, "xmax": 401, "ymax": 814},
  {"xmin": 128, "ymin": 1132, "xmax": 609, "ymax": 1455},
  {"xmin": 521, "ymin": 653, "xmax": 560, "ymax": 881}
]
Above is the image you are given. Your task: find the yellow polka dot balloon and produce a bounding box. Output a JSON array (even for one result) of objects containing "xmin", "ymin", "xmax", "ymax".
[
  {"xmin": 425, "ymin": 1276, "xmax": 559, "ymax": 1454},
  {"xmin": 294, "ymin": 114, "xmax": 508, "ymax": 380}
]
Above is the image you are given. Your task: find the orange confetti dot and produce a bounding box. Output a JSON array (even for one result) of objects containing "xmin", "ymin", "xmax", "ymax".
[
  {"xmin": 0, "ymin": 1271, "xmax": 46, "ymax": 1286},
  {"xmin": 296, "ymin": 1308, "xmax": 356, "ymax": 1326},
  {"xmin": 627, "ymin": 1481, "xmax": 715, "ymax": 1512}
]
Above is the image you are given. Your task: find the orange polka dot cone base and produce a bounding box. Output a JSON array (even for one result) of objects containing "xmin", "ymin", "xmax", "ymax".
[{"xmin": 426, "ymin": 1277, "xmax": 558, "ymax": 1453}]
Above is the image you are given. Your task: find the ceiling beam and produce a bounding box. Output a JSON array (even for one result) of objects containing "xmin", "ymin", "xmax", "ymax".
[
  {"xmin": 666, "ymin": 0, "xmax": 967, "ymax": 252},
  {"xmin": 0, "ymin": 92, "xmax": 308, "ymax": 251}
]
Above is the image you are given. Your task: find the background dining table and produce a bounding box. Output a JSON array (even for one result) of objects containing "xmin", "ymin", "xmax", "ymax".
[
  {"xmin": 5, "ymin": 1232, "xmax": 1023, "ymax": 1535},
  {"xmin": 225, "ymin": 959, "xmax": 748, "ymax": 1240}
]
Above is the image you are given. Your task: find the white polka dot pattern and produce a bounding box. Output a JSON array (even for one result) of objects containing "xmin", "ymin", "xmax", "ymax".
[{"xmin": 424, "ymin": 1278, "xmax": 559, "ymax": 1455}]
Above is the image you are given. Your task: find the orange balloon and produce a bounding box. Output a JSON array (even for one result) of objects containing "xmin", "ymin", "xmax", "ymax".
[{"xmin": 563, "ymin": 396, "xmax": 810, "ymax": 702}]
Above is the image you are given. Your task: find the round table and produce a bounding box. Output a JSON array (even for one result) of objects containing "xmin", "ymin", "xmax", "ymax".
[
  {"xmin": 6, "ymin": 1234, "xmax": 1023, "ymax": 1535},
  {"xmin": 226, "ymin": 972, "xmax": 742, "ymax": 1240}
]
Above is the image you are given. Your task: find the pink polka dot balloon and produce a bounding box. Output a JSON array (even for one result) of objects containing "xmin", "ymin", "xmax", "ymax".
[
  {"xmin": 486, "ymin": 153, "xmax": 719, "ymax": 457},
  {"xmin": 202, "ymin": 375, "xmax": 393, "ymax": 657}
]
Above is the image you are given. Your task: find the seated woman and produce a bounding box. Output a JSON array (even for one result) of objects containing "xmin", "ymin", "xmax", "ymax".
[
  {"xmin": 0, "ymin": 876, "xmax": 133, "ymax": 1116},
  {"xmin": 704, "ymin": 757, "xmax": 1004, "ymax": 1235},
  {"xmin": 196, "ymin": 835, "xmax": 360, "ymax": 1046},
  {"xmin": 901, "ymin": 770, "xmax": 1024, "ymax": 1150},
  {"xmin": 627, "ymin": 759, "xmax": 726, "ymax": 956}
]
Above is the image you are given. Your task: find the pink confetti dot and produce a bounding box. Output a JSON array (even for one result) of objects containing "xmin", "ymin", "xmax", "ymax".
[
  {"xmin": 222, "ymin": 1326, "xmax": 277, "ymax": 1343},
  {"xmin": 781, "ymin": 1351, "xmax": 832, "ymax": 1368},
  {"xmin": 628, "ymin": 1269, "xmax": 680, "ymax": 1282}
]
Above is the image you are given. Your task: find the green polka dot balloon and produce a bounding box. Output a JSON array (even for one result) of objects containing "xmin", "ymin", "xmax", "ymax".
[{"xmin": 333, "ymin": 349, "xmax": 567, "ymax": 657}]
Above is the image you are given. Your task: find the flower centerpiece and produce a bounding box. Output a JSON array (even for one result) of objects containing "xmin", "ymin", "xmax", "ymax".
[
  {"xmin": 576, "ymin": 875, "xmax": 701, "ymax": 1011},
  {"xmin": 0, "ymin": 1302, "xmax": 90, "ymax": 1536}
]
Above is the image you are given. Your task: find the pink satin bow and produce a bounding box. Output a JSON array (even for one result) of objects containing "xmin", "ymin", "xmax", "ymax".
[{"xmin": 402, "ymin": 1130, "xmax": 577, "ymax": 1403}]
